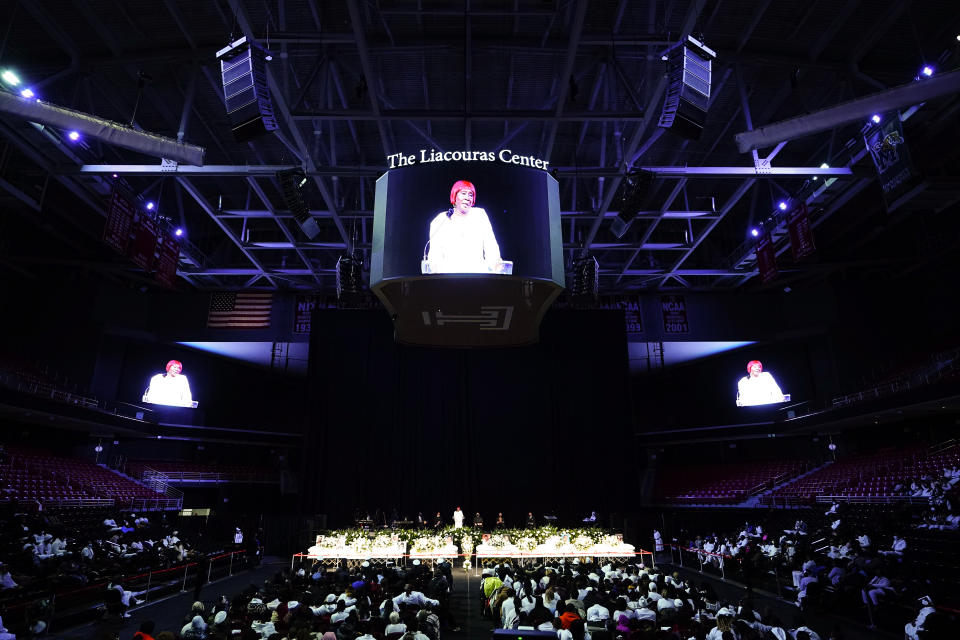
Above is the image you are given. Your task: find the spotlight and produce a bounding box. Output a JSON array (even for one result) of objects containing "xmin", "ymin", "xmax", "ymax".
[
  {"xmin": 145, "ymin": 201, "xmax": 155, "ymax": 210},
  {"xmin": 871, "ymin": 114, "xmax": 881, "ymax": 124},
  {"xmin": 820, "ymin": 163, "xmax": 830, "ymax": 169},
  {"xmin": 1, "ymin": 70, "xmax": 20, "ymax": 86},
  {"xmin": 920, "ymin": 65, "xmax": 934, "ymax": 77},
  {"xmin": 174, "ymin": 228, "xmax": 184, "ymax": 237},
  {"xmin": 112, "ymin": 173, "xmax": 118, "ymax": 178},
  {"xmin": 67, "ymin": 130, "xmax": 80, "ymax": 141},
  {"xmin": 778, "ymin": 201, "xmax": 788, "ymax": 211},
  {"xmin": 276, "ymin": 168, "xmax": 320, "ymax": 238},
  {"xmin": 750, "ymin": 228, "xmax": 759, "ymax": 237},
  {"xmin": 19, "ymin": 88, "xmax": 34, "ymax": 98}
]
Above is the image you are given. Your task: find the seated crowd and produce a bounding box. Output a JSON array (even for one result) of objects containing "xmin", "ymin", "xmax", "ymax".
[
  {"xmin": 0, "ymin": 504, "xmax": 232, "ymax": 635},
  {"xmin": 480, "ymin": 558, "xmax": 829, "ymax": 640},
  {"xmin": 678, "ymin": 502, "xmax": 957, "ymax": 639},
  {"xmin": 125, "ymin": 556, "xmax": 460, "ymax": 640}
]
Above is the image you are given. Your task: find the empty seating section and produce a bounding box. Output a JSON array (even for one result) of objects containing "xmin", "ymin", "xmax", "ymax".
[
  {"xmin": 657, "ymin": 460, "xmax": 806, "ymax": 504},
  {"xmin": 126, "ymin": 460, "xmax": 274, "ymax": 482},
  {"xmin": 761, "ymin": 444, "xmax": 960, "ymax": 505},
  {"xmin": 2, "ymin": 446, "xmax": 165, "ymax": 504}
]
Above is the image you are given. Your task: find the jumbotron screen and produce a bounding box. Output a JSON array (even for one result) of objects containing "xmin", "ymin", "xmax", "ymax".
[
  {"xmin": 735, "ymin": 358, "xmax": 789, "ymax": 407},
  {"xmin": 372, "ymin": 156, "xmax": 562, "ymax": 283}
]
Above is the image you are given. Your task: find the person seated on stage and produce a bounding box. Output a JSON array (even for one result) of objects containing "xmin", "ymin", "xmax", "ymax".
[
  {"xmin": 526, "ymin": 512, "xmax": 536, "ymax": 527},
  {"xmin": 473, "ymin": 512, "xmax": 483, "ymax": 528},
  {"xmin": 496, "ymin": 512, "xmax": 505, "ymax": 528},
  {"xmin": 583, "ymin": 511, "xmax": 598, "ymax": 524},
  {"xmin": 433, "ymin": 512, "xmax": 443, "ymax": 529}
]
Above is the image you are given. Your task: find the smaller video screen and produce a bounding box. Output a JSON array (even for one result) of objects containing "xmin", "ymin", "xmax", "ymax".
[
  {"xmin": 142, "ymin": 359, "xmax": 197, "ymax": 408},
  {"xmin": 735, "ymin": 359, "xmax": 789, "ymax": 407}
]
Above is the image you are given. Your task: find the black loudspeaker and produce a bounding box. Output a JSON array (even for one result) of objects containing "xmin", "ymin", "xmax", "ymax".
[
  {"xmin": 217, "ymin": 36, "xmax": 278, "ymax": 141},
  {"xmin": 658, "ymin": 36, "xmax": 716, "ymax": 140}
]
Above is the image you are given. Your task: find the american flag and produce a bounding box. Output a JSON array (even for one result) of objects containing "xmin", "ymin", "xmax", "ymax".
[{"xmin": 207, "ymin": 292, "xmax": 273, "ymax": 328}]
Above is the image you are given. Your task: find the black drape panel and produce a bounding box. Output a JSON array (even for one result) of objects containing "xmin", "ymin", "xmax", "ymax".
[{"xmin": 302, "ymin": 309, "xmax": 632, "ymax": 528}]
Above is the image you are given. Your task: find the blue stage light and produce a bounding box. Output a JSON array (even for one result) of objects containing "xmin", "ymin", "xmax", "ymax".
[
  {"xmin": 778, "ymin": 201, "xmax": 788, "ymax": 211},
  {"xmin": 20, "ymin": 88, "xmax": 35, "ymax": 98},
  {"xmin": 145, "ymin": 201, "xmax": 155, "ymax": 210},
  {"xmin": 175, "ymin": 228, "xmax": 184, "ymax": 237},
  {"xmin": 871, "ymin": 114, "xmax": 881, "ymax": 124},
  {"xmin": 921, "ymin": 65, "xmax": 934, "ymax": 77},
  {"xmin": 751, "ymin": 228, "xmax": 759, "ymax": 237}
]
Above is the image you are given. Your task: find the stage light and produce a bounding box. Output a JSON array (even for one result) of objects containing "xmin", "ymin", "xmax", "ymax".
[
  {"xmin": 751, "ymin": 228, "xmax": 760, "ymax": 237},
  {"xmin": 276, "ymin": 168, "xmax": 320, "ymax": 238},
  {"xmin": 145, "ymin": 201, "xmax": 155, "ymax": 210},
  {"xmin": 778, "ymin": 201, "xmax": 788, "ymax": 211},
  {"xmin": 19, "ymin": 88, "xmax": 34, "ymax": 98},
  {"xmin": 1, "ymin": 70, "xmax": 20, "ymax": 86},
  {"xmin": 871, "ymin": 114, "xmax": 881, "ymax": 124},
  {"xmin": 920, "ymin": 65, "xmax": 934, "ymax": 77},
  {"xmin": 67, "ymin": 130, "xmax": 80, "ymax": 141},
  {"xmin": 820, "ymin": 163, "xmax": 830, "ymax": 168},
  {"xmin": 174, "ymin": 228, "xmax": 184, "ymax": 237},
  {"xmin": 112, "ymin": 173, "xmax": 118, "ymax": 178}
]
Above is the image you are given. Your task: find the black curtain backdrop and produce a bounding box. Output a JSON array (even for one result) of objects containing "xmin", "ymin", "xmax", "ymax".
[{"xmin": 302, "ymin": 309, "xmax": 632, "ymax": 528}]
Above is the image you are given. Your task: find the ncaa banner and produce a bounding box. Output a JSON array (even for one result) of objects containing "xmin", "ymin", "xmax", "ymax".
[{"xmin": 864, "ymin": 113, "xmax": 918, "ymax": 212}]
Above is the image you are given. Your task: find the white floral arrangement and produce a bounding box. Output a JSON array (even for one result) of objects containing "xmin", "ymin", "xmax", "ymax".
[{"xmin": 462, "ymin": 559, "xmax": 472, "ymax": 570}]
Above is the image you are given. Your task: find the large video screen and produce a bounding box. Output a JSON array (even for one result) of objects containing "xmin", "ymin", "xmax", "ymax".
[
  {"xmin": 142, "ymin": 359, "xmax": 198, "ymax": 408},
  {"xmin": 372, "ymin": 159, "xmax": 562, "ymax": 283},
  {"xmin": 735, "ymin": 359, "xmax": 789, "ymax": 407}
]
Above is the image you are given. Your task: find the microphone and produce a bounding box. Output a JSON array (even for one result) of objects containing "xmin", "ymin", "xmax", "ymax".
[{"xmin": 423, "ymin": 209, "xmax": 454, "ymax": 260}]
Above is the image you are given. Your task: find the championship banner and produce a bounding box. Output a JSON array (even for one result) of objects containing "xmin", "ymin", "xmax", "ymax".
[
  {"xmin": 103, "ymin": 188, "xmax": 135, "ymax": 254},
  {"xmin": 154, "ymin": 231, "xmax": 181, "ymax": 289},
  {"xmin": 864, "ymin": 113, "xmax": 918, "ymax": 212},
  {"xmin": 128, "ymin": 215, "xmax": 158, "ymax": 271},
  {"xmin": 786, "ymin": 202, "xmax": 816, "ymax": 261},
  {"xmin": 597, "ymin": 295, "xmax": 643, "ymax": 335},
  {"xmin": 293, "ymin": 295, "xmax": 318, "ymax": 333},
  {"xmin": 755, "ymin": 231, "xmax": 778, "ymax": 283},
  {"xmin": 660, "ymin": 295, "xmax": 689, "ymax": 334}
]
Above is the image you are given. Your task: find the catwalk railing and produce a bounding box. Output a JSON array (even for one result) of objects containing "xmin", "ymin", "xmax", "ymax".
[{"xmin": 0, "ymin": 548, "xmax": 250, "ymax": 635}]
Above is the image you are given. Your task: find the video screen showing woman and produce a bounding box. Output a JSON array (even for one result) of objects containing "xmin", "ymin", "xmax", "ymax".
[
  {"xmin": 423, "ymin": 179, "xmax": 510, "ymax": 274},
  {"xmin": 736, "ymin": 359, "xmax": 786, "ymax": 407},
  {"xmin": 143, "ymin": 359, "xmax": 195, "ymax": 408}
]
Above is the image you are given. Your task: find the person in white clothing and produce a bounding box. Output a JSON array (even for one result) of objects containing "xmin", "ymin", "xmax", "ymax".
[
  {"xmin": 424, "ymin": 180, "xmax": 503, "ymax": 274},
  {"xmin": 392, "ymin": 584, "xmax": 439, "ymax": 610},
  {"xmin": 905, "ymin": 595, "xmax": 936, "ymax": 640},
  {"xmin": 144, "ymin": 360, "xmax": 193, "ymax": 407},
  {"xmin": 453, "ymin": 507, "xmax": 464, "ymax": 529},
  {"xmin": 736, "ymin": 360, "xmax": 785, "ymax": 406}
]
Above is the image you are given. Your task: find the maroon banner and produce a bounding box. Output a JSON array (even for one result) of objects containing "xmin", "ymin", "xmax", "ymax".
[
  {"xmin": 660, "ymin": 295, "xmax": 689, "ymax": 334},
  {"xmin": 755, "ymin": 232, "xmax": 778, "ymax": 283},
  {"xmin": 128, "ymin": 215, "xmax": 158, "ymax": 271},
  {"xmin": 154, "ymin": 231, "xmax": 181, "ymax": 289},
  {"xmin": 787, "ymin": 202, "xmax": 816, "ymax": 261},
  {"xmin": 103, "ymin": 189, "xmax": 135, "ymax": 254}
]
